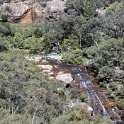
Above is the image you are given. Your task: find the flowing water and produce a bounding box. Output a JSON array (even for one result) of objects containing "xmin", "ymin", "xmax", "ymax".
[
  {"xmin": 56, "ymin": 59, "xmax": 123, "ymax": 124},
  {"xmin": 32, "ymin": 56, "xmax": 123, "ymax": 124}
]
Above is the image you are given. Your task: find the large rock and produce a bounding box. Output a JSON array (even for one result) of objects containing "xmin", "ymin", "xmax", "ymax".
[
  {"xmin": 0, "ymin": 0, "xmax": 65, "ymax": 23},
  {"xmin": 38, "ymin": 65, "xmax": 53, "ymax": 71},
  {"xmin": 96, "ymin": 8, "xmax": 106, "ymax": 18},
  {"xmin": 41, "ymin": 59, "xmax": 49, "ymax": 64},
  {"xmin": 42, "ymin": 69, "xmax": 51, "ymax": 73},
  {"xmin": 46, "ymin": 0, "xmax": 65, "ymax": 20},
  {"xmin": 56, "ymin": 73, "xmax": 73, "ymax": 83},
  {"xmin": 48, "ymin": 72, "xmax": 54, "ymax": 76}
]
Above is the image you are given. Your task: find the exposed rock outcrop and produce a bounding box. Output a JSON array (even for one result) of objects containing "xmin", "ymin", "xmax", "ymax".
[
  {"xmin": 38, "ymin": 65, "xmax": 53, "ymax": 71},
  {"xmin": 45, "ymin": 0, "xmax": 65, "ymax": 20},
  {"xmin": 56, "ymin": 73, "xmax": 73, "ymax": 84},
  {"xmin": 0, "ymin": 0, "xmax": 66, "ymax": 23},
  {"xmin": 96, "ymin": 8, "xmax": 106, "ymax": 18}
]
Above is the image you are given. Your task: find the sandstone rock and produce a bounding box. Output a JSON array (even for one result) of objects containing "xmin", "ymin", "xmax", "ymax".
[
  {"xmin": 54, "ymin": 65, "xmax": 58, "ymax": 68},
  {"xmin": 0, "ymin": 0, "xmax": 42, "ymax": 23},
  {"xmin": 67, "ymin": 102, "xmax": 88, "ymax": 109},
  {"xmin": 56, "ymin": 73, "xmax": 73, "ymax": 83},
  {"xmin": 114, "ymin": 67, "xmax": 123, "ymax": 74},
  {"xmin": 42, "ymin": 69, "xmax": 51, "ymax": 73},
  {"xmin": 20, "ymin": 9, "xmax": 32, "ymax": 24},
  {"xmin": 46, "ymin": 0, "xmax": 65, "ymax": 20},
  {"xmin": 0, "ymin": 0, "xmax": 66, "ymax": 23},
  {"xmin": 58, "ymin": 71, "xmax": 64, "ymax": 75},
  {"xmin": 41, "ymin": 59, "xmax": 49, "ymax": 64},
  {"xmin": 48, "ymin": 72, "xmax": 54, "ymax": 76},
  {"xmin": 88, "ymin": 106, "xmax": 93, "ymax": 116},
  {"xmin": 47, "ymin": 55, "xmax": 62, "ymax": 60},
  {"xmin": 40, "ymin": 65, "xmax": 53, "ymax": 71},
  {"xmin": 96, "ymin": 8, "xmax": 106, "ymax": 18},
  {"xmin": 33, "ymin": 57, "xmax": 42, "ymax": 62}
]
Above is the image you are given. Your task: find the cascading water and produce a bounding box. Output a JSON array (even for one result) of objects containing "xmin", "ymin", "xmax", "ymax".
[
  {"xmin": 64, "ymin": 64, "xmax": 122, "ymax": 123},
  {"xmin": 30, "ymin": 55, "xmax": 123, "ymax": 124}
]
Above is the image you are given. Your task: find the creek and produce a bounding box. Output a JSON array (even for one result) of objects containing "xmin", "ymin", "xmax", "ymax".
[
  {"xmin": 59, "ymin": 61, "xmax": 122, "ymax": 124},
  {"xmin": 30, "ymin": 55, "xmax": 123, "ymax": 124}
]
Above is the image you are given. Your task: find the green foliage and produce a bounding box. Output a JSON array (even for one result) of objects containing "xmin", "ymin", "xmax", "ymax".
[
  {"xmin": 12, "ymin": 23, "xmax": 46, "ymax": 49},
  {"xmin": 50, "ymin": 109, "xmax": 113, "ymax": 124},
  {"xmin": 13, "ymin": 32, "xmax": 23, "ymax": 47},
  {"xmin": 0, "ymin": 22, "xmax": 11, "ymax": 36},
  {"xmin": 79, "ymin": 93, "xmax": 88, "ymax": 102},
  {"xmin": 104, "ymin": 7, "xmax": 124, "ymax": 38},
  {"xmin": 63, "ymin": 49, "xmax": 90, "ymax": 65},
  {"xmin": 43, "ymin": 20, "xmax": 64, "ymax": 44},
  {"xmin": 23, "ymin": 37, "xmax": 47, "ymax": 50},
  {"xmin": 84, "ymin": 38, "xmax": 124, "ymax": 92},
  {"xmin": 1, "ymin": 14, "xmax": 8, "ymax": 22},
  {"xmin": 0, "ymin": 52, "xmax": 35, "ymax": 113},
  {"xmin": 34, "ymin": 27, "xmax": 43, "ymax": 38},
  {"xmin": 0, "ymin": 51, "xmax": 67, "ymax": 123},
  {"xmin": 97, "ymin": 38, "xmax": 124, "ymax": 68},
  {"xmin": 0, "ymin": 0, "xmax": 124, "ymax": 123},
  {"xmin": 117, "ymin": 99, "xmax": 124, "ymax": 110},
  {"xmin": 0, "ymin": 36, "xmax": 9, "ymax": 51},
  {"xmin": 98, "ymin": 66, "xmax": 113, "ymax": 79},
  {"xmin": 0, "ymin": 108, "xmax": 40, "ymax": 124},
  {"xmin": 116, "ymin": 86, "xmax": 124, "ymax": 99},
  {"xmin": 83, "ymin": 0, "xmax": 96, "ymax": 18},
  {"xmin": 0, "ymin": 22, "xmax": 49, "ymax": 51},
  {"xmin": 0, "ymin": 51, "xmax": 91, "ymax": 123},
  {"xmin": 107, "ymin": 1, "xmax": 123, "ymax": 12},
  {"xmin": 65, "ymin": 0, "xmax": 84, "ymax": 15},
  {"xmin": 62, "ymin": 35, "xmax": 79, "ymax": 51}
]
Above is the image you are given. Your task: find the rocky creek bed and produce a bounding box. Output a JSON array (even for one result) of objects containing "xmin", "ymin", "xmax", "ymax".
[{"xmin": 26, "ymin": 55, "xmax": 123, "ymax": 124}]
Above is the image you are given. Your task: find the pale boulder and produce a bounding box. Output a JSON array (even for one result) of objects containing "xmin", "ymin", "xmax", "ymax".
[
  {"xmin": 56, "ymin": 73, "xmax": 73, "ymax": 83},
  {"xmin": 41, "ymin": 59, "xmax": 49, "ymax": 64},
  {"xmin": 48, "ymin": 72, "xmax": 54, "ymax": 76},
  {"xmin": 88, "ymin": 106, "xmax": 94, "ymax": 116},
  {"xmin": 58, "ymin": 71, "xmax": 64, "ymax": 75},
  {"xmin": 42, "ymin": 70, "xmax": 51, "ymax": 73},
  {"xmin": 40, "ymin": 65, "xmax": 53, "ymax": 71}
]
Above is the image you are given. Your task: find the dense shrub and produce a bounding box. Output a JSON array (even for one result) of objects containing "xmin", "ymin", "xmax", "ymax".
[
  {"xmin": 0, "ymin": 51, "xmax": 66, "ymax": 123},
  {"xmin": 50, "ymin": 109, "xmax": 113, "ymax": 124},
  {"xmin": 63, "ymin": 49, "xmax": 90, "ymax": 65},
  {"xmin": 117, "ymin": 99, "xmax": 124, "ymax": 110},
  {"xmin": 0, "ymin": 0, "xmax": 124, "ymax": 123}
]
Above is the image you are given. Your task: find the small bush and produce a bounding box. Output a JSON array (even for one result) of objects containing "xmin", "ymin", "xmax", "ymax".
[
  {"xmin": 117, "ymin": 99, "xmax": 124, "ymax": 110},
  {"xmin": 63, "ymin": 49, "xmax": 90, "ymax": 65}
]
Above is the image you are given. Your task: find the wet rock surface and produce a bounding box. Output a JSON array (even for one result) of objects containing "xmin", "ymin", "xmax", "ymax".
[
  {"xmin": 56, "ymin": 73, "xmax": 73, "ymax": 84},
  {"xmin": 28, "ymin": 55, "xmax": 123, "ymax": 124},
  {"xmin": 42, "ymin": 59, "xmax": 123, "ymax": 124}
]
